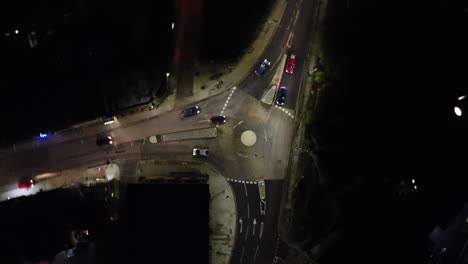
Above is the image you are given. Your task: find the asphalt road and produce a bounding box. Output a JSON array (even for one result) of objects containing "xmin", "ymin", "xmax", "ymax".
[
  {"xmin": 230, "ymin": 180, "xmax": 283, "ymax": 264},
  {"xmin": 240, "ymin": 0, "xmax": 314, "ymax": 111},
  {"xmin": 0, "ymin": 0, "xmax": 316, "ymax": 263}
]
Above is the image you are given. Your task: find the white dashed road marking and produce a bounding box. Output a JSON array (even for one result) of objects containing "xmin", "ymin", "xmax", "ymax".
[
  {"xmin": 219, "ymin": 87, "xmax": 237, "ymax": 116},
  {"xmin": 274, "ymin": 105, "xmax": 295, "ymax": 119},
  {"xmin": 226, "ymin": 178, "xmax": 258, "ymax": 184}
]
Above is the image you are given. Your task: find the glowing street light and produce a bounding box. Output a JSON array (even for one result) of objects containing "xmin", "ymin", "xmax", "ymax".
[
  {"xmin": 454, "ymin": 106, "xmax": 462, "ymax": 117},
  {"xmin": 171, "ymin": 22, "xmax": 175, "ymax": 30},
  {"xmin": 14, "ymin": 29, "xmax": 19, "ymax": 34},
  {"xmin": 166, "ymin": 72, "xmax": 170, "ymax": 77}
]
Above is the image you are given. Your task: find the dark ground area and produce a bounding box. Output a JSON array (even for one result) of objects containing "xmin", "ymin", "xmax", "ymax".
[
  {"xmin": 0, "ymin": 0, "xmax": 174, "ymax": 145},
  {"xmin": 304, "ymin": 0, "xmax": 468, "ymax": 263},
  {"xmin": 0, "ymin": 182, "xmax": 209, "ymax": 264},
  {"xmin": 0, "ymin": 185, "xmax": 110, "ymax": 263},
  {"xmin": 199, "ymin": 0, "xmax": 274, "ymax": 62},
  {"xmin": 116, "ymin": 184, "xmax": 209, "ymax": 264}
]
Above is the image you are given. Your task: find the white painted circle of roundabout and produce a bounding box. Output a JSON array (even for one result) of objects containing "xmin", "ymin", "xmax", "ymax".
[{"xmin": 240, "ymin": 130, "xmax": 257, "ymax": 147}]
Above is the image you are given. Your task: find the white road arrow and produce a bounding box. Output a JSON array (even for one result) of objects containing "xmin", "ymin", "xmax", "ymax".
[
  {"xmin": 239, "ymin": 218, "xmax": 243, "ymax": 234},
  {"xmin": 252, "ymin": 218, "xmax": 257, "ymax": 236}
]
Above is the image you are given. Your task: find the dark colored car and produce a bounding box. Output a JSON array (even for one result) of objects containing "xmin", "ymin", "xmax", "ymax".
[
  {"xmin": 210, "ymin": 115, "xmax": 226, "ymax": 124},
  {"xmin": 96, "ymin": 134, "xmax": 114, "ymax": 146},
  {"xmin": 181, "ymin": 105, "xmax": 201, "ymax": 117},
  {"xmin": 285, "ymin": 52, "xmax": 296, "ymax": 74},
  {"xmin": 276, "ymin": 86, "xmax": 287, "ymax": 106},
  {"xmin": 255, "ymin": 59, "xmax": 271, "ymax": 76},
  {"xmin": 18, "ymin": 179, "xmax": 34, "ymax": 189}
]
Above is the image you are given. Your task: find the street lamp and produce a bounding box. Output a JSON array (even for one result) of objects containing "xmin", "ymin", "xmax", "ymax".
[
  {"xmin": 166, "ymin": 72, "xmax": 170, "ymax": 77},
  {"xmin": 454, "ymin": 106, "xmax": 462, "ymax": 116}
]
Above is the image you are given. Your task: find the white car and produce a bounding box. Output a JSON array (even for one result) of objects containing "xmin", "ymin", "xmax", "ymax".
[{"xmin": 193, "ymin": 148, "xmax": 209, "ymax": 156}]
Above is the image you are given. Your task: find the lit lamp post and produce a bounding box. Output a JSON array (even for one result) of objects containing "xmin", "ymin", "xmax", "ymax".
[
  {"xmin": 166, "ymin": 72, "xmax": 170, "ymax": 91},
  {"xmin": 454, "ymin": 95, "xmax": 466, "ymax": 117}
]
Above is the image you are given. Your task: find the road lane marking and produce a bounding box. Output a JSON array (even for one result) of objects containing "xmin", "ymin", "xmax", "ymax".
[
  {"xmin": 233, "ymin": 120, "xmax": 244, "ymax": 130},
  {"xmin": 237, "ymin": 152, "xmax": 248, "ymax": 158},
  {"xmin": 220, "ymin": 86, "xmax": 238, "ymax": 116},
  {"xmin": 252, "ymin": 218, "xmax": 257, "ymax": 236},
  {"xmin": 240, "ymin": 246, "xmax": 245, "ymax": 263},
  {"xmin": 286, "ymin": 32, "xmax": 294, "ymax": 48},
  {"xmin": 239, "ymin": 218, "xmax": 243, "ymax": 234},
  {"xmin": 253, "ymin": 245, "xmax": 260, "ymax": 261},
  {"xmin": 245, "ymin": 226, "xmax": 249, "ymax": 241},
  {"xmin": 244, "ymin": 183, "xmax": 248, "ymax": 197},
  {"xmin": 274, "ymin": 106, "xmax": 295, "ymax": 119},
  {"xmin": 259, "ymin": 221, "xmax": 264, "ymax": 238},
  {"xmin": 247, "ymin": 203, "xmax": 250, "ymax": 219}
]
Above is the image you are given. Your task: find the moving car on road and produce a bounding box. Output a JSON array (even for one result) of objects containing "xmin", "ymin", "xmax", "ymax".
[
  {"xmin": 96, "ymin": 134, "xmax": 114, "ymax": 146},
  {"xmin": 181, "ymin": 105, "xmax": 201, "ymax": 118},
  {"xmin": 193, "ymin": 148, "xmax": 209, "ymax": 156},
  {"xmin": 255, "ymin": 59, "xmax": 271, "ymax": 76},
  {"xmin": 210, "ymin": 115, "xmax": 226, "ymax": 124},
  {"xmin": 285, "ymin": 52, "xmax": 296, "ymax": 74},
  {"xmin": 18, "ymin": 179, "xmax": 34, "ymax": 189},
  {"xmin": 276, "ymin": 86, "xmax": 287, "ymax": 106}
]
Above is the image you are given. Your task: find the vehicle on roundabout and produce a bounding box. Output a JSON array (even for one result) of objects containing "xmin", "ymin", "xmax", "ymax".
[
  {"xmin": 210, "ymin": 115, "xmax": 226, "ymax": 124},
  {"xmin": 181, "ymin": 105, "xmax": 201, "ymax": 118}
]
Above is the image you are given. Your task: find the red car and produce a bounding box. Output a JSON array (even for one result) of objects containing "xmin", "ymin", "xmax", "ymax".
[
  {"xmin": 285, "ymin": 52, "xmax": 296, "ymax": 74},
  {"xmin": 18, "ymin": 179, "xmax": 34, "ymax": 189}
]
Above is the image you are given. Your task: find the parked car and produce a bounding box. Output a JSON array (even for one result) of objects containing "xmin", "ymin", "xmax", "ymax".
[
  {"xmin": 276, "ymin": 86, "xmax": 287, "ymax": 106},
  {"xmin": 255, "ymin": 59, "xmax": 271, "ymax": 76},
  {"xmin": 18, "ymin": 179, "xmax": 34, "ymax": 189},
  {"xmin": 96, "ymin": 134, "xmax": 114, "ymax": 146},
  {"xmin": 193, "ymin": 148, "xmax": 209, "ymax": 156},
  {"xmin": 210, "ymin": 115, "xmax": 226, "ymax": 124},
  {"xmin": 285, "ymin": 52, "xmax": 296, "ymax": 74},
  {"xmin": 181, "ymin": 105, "xmax": 201, "ymax": 117}
]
